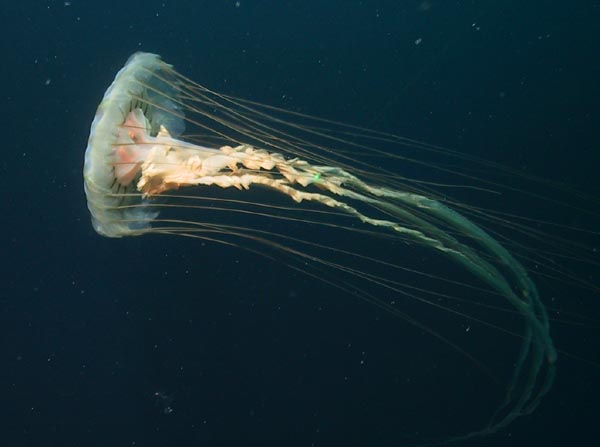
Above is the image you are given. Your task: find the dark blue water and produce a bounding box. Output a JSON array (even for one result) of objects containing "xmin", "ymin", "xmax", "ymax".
[{"xmin": 2, "ymin": 1, "xmax": 599, "ymax": 446}]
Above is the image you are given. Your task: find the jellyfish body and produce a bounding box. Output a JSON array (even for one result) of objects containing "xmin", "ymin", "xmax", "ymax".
[{"xmin": 84, "ymin": 52, "xmax": 557, "ymax": 442}]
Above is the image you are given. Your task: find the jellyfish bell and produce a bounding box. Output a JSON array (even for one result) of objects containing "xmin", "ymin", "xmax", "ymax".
[
  {"xmin": 83, "ymin": 52, "xmax": 596, "ymax": 442},
  {"xmin": 84, "ymin": 52, "xmax": 184, "ymax": 236}
]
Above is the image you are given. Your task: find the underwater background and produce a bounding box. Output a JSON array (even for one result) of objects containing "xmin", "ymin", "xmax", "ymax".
[{"xmin": 1, "ymin": 1, "xmax": 599, "ymax": 446}]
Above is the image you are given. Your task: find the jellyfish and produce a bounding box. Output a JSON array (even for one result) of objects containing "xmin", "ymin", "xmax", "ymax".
[{"xmin": 83, "ymin": 52, "xmax": 559, "ymax": 442}]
